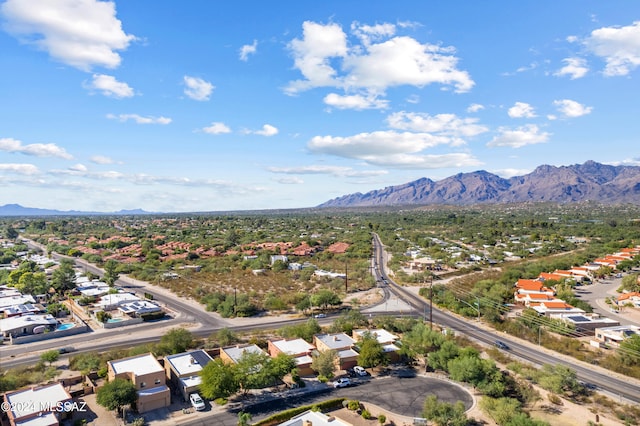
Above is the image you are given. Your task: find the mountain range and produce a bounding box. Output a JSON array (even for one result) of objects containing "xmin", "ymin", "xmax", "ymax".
[
  {"xmin": 0, "ymin": 204, "xmax": 151, "ymax": 217},
  {"xmin": 318, "ymin": 160, "xmax": 640, "ymax": 208}
]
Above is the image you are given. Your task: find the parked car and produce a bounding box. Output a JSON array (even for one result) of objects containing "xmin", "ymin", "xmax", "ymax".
[
  {"xmin": 189, "ymin": 393, "xmax": 205, "ymax": 411},
  {"xmin": 353, "ymin": 366, "xmax": 367, "ymax": 376},
  {"xmin": 333, "ymin": 378, "xmax": 351, "ymax": 388},
  {"xmin": 494, "ymin": 340, "xmax": 509, "ymax": 350}
]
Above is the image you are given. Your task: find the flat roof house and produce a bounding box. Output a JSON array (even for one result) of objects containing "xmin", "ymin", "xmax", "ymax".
[
  {"xmin": 107, "ymin": 353, "xmax": 170, "ymax": 413},
  {"xmin": 268, "ymin": 338, "xmax": 315, "ymax": 376},
  {"xmin": 165, "ymin": 349, "xmax": 213, "ymax": 402},
  {"xmin": 0, "ymin": 314, "xmax": 58, "ymax": 338},
  {"xmin": 220, "ymin": 344, "xmax": 265, "ymax": 364},
  {"xmin": 313, "ymin": 333, "xmax": 358, "ymax": 370},
  {"xmin": 595, "ymin": 325, "xmax": 640, "ymax": 347},
  {"xmin": 2, "ymin": 382, "xmax": 72, "ymax": 426},
  {"xmin": 278, "ymin": 409, "xmax": 352, "ymax": 426},
  {"xmin": 353, "ymin": 329, "xmax": 401, "ymax": 362}
]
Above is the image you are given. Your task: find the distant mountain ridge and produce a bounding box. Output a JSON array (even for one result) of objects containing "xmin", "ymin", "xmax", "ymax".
[
  {"xmin": 318, "ymin": 161, "xmax": 640, "ymax": 207},
  {"xmin": 0, "ymin": 204, "xmax": 152, "ymax": 217}
]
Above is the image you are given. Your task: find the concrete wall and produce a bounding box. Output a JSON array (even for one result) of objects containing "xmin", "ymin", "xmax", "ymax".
[{"xmin": 10, "ymin": 323, "xmax": 89, "ymax": 344}]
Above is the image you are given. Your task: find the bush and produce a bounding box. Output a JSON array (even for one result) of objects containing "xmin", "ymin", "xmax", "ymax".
[
  {"xmin": 548, "ymin": 394, "xmax": 563, "ymax": 405},
  {"xmin": 214, "ymin": 397, "xmax": 227, "ymax": 405},
  {"xmin": 378, "ymin": 414, "xmax": 386, "ymax": 424},
  {"xmin": 347, "ymin": 400, "xmax": 360, "ymax": 411},
  {"xmin": 361, "ymin": 409, "xmax": 371, "ymax": 419}
]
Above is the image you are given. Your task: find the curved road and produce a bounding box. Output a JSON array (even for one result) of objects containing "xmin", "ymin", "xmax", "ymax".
[{"xmin": 372, "ymin": 233, "xmax": 640, "ymax": 405}]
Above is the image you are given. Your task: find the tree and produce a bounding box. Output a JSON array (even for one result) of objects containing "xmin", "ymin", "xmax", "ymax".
[
  {"xmin": 619, "ymin": 334, "xmax": 640, "ymax": 366},
  {"xmin": 212, "ymin": 328, "xmax": 240, "ymax": 347},
  {"xmin": 159, "ymin": 327, "xmax": 195, "ymax": 355},
  {"xmin": 422, "ymin": 395, "xmax": 468, "ymax": 426},
  {"xmin": 310, "ymin": 289, "xmax": 342, "ymax": 310},
  {"xmin": 15, "ymin": 271, "xmax": 48, "ymax": 295},
  {"xmin": 400, "ymin": 322, "xmax": 445, "ymax": 362},
  {"xmin": 40, "ymin": 349, "xmax": 60, "ymax": 366},
  {"xmin": 96, "ymin": 378, "xmax": 137, "ymax": 413},
  {"xmin": 103, "ymin": 259, "xmax": 120, "ymax": 287},
  {"xmin": 237, "ymin": 411, "xmax": 252, "ymax": 426},
  {"xmin": 311, "ymin": 350, "xmax": 337, "ymax": 380},
  {"xmin": 427, "ymin": 340, "xmax": 460, "ymax": 372},
  {"xmin": 51, "ymin": 259, "xmax": 76, "ymax": 294},
  {"xmin": 200, "ymin": 358, "xmax": 239, "ymax": 399},
  {"xmin": 357, "ymin": 333, "xmax": 388, "ymax": 369},
  {"xmin": 234, "ymin": 351, "xmax": 274, "ymax": 392}
]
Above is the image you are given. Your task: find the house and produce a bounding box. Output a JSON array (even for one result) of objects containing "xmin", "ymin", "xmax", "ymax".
[
  {"xmin": 2, "ymin": 382, "xmax": 72, "ymax": 426},
  {"xmin": 118, "ymin": 300, "xmax": 162, "ymax": 317},
  {"xmin": 220, "ymin": 344, "xmax": 265, "ymax": 364},
  {"xmin": 352, "ymin": 329, "xmax": 401, "ymax": 362},
  {"xmin": 618, "ymin": 292, "xmax": 640, "ymax": 308},
  {"xmin": 514, "ymin": 279, "xmax": 554, "ymax": 295},
  {"xmin": 514, "ymin": 293, "xmax": 561, "ymax": 307},
  {"xmin": 538, "ymin": 272, "xmax": 567, "ymax": 282},
  {"xmin": 530, "ymin": 301, "xmax": 585, "ymax": 317},
  {"xmin": 107, "ymin": 353, "xmax": 171, "ymax": 413},
  {"xmin": 2, "ymin": 303, "xmax": 45, "ymax": 317},
  {"xmin": 270, "ymin": 255, "xmax": 288, "ymax": 266},
  {"xmin": 278, "ymin": 409, "xmax": 352, "ymax": 426},
  {"xmin": 0, "ymin": 294, "xmax": 36, "ymax": 313},
  {"xmin": 94, "ymin": 292, "xmax": 140, "ymax": 311},
  {"xmin": 594, "ymin": 325, "xmax": 640, "ymax": 347},
  {"xmin": 550, "ymin": 313, "xmax": 619, "ymax": 335},
  {"xmin": 165, "ymin": 350, "xmax": 214, "ymax": 402},
  {"xmin": 0, "ymin": 314, "xmax": 58, "ymax": 338},
  {"xmin": 313, "ymin": 333, "xmax": 358, "ymax": 370},
  {"xmin": 268, "ymin": 338, "xmax": 316, "ymax": 376}
]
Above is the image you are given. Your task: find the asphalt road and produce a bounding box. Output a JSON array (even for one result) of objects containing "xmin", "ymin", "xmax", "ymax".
[{"xmin": 176, "ymin": 375, "xmax": 472, "ymax": 426}]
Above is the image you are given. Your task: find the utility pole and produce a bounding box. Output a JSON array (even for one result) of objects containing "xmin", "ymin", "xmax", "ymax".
[
  {"xmin": 344, "ymin": 260, "xmax": 348, "ymax": 292},
  {"xmin": 429, "ymin": 276, "xmax": 433, "ymax": 330}
]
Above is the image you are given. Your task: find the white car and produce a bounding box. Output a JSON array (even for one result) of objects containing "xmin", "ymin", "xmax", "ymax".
[
  {"xmin": 189, "ymin": 393, "xmax": 205, "ymax": 411},
  {"xmin": 333, "ymin": 378, "xmax": 351, "ymax": 388},
  {"xmin": 353, "ymin": 366, "xmax": 367, "ymax": 376}
]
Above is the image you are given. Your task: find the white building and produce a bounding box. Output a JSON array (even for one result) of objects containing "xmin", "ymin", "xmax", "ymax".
[
  {"xmin": 0, "ymin": 314, "xmax": 58, "ymax": 338},
  {"xmin": 278, "ymin": 410, "xmax": 351, "ymax": 426},
  {"xmin": 3, "ymin": 382, "xmax": 72, "ymax": 426},
  {"xmin": 164, "ymin": 350, "xmax": 214, "ymax": 401}
]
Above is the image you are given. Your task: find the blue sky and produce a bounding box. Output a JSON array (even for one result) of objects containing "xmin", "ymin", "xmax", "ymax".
[{"xmin": 1, "ymin": 1, "xmax": 639, "ymax": 213}]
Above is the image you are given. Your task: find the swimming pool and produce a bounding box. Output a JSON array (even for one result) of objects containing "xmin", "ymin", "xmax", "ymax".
[
  {"xmin": 56, "ymin": 323, "xmax": 76, "ymax": 331},
  {"xmin": 106, "ymin": 318, "xmax": 123, "ymax": 323}
]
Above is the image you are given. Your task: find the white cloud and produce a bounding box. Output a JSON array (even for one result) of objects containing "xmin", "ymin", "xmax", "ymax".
[
  {"xmin": 386, "ymin": 111, "xmax": 488, "ymax": 140},
  {"xmin": 584, "ymin": 21, "xmax": 640, "ymax": 76},
  {"xmin": 86, "ymin": 74, "xmax": 134, "ymax": 98},
  {"xmin": 553, "ymin": 99, "xmax": 593, "ymax": 117},
  {"xmin": 0, "ymin": 163, "xmax": 40, "ymax": 175},
  {"xmin": 1, "ymin": 0, "xmax": 135, "ymax": 71},
  {"xmin": 467, "ymin": 103, "xmax": 484, "ymax": 113},
  {"xmin": 363, "ymin": 152, "xmax": 481, "ymax": 169},
  {"xmin": 508, "ymin": 102, "xmax": 536, "ymax": 118},
  {"xmin": 106, "ymin": 113, "xmax": 171, "ymax": 124},
  {"xmin": 239, "ymin": 40, "xmax": 258, "ymax": 61},
  {"xmin": 69, "ymin": 164, "xmax": 88, "ymax": 172},
  {"xmin": 323, "ymin": 93, "xmax": 389, "ymax": 110},
  {"xmin": 183, "ymin": 76, "xmax": 214, "ymax": 101},
  {"xmin": 275, "ymin": 176, "xmax": 304, "ymax": 184},
  {"xmin": 202, "ymin": 122, "xmax": 231, "ymax": 135},
  {"xmin": 554, "ymin": 57, "xmax": 589, "ymax": 79},
  {"xmin": 351, "ymin": 21, "xmax": 396, "ymax": 45},
  {"xmin": 487, "ymin": 124, "xmax": 550, "ymax": 148},
  {"xmin": 90, "ymin": 155, "xmax": 114, "ymax": 164},
  {"xmin": 285, "ymin": 21, "xmax": 474, "ymax": 100},
  {"xmin": 0, "ymin": 137, "xmax": 73, "ymax": 159},
  {"xmin": 268, "ymin": 165, "xmax": 388, "ymax": 178},
  {"xmin": 491, "ymin": 168, "xmax": 532, "ymax": 178},
  {"xmin": 254, "ymin": 124, "xmax": 279, "ymax": 136}
]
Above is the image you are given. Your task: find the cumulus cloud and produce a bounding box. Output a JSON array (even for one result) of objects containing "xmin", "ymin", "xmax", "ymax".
[
  {"xmin": 106, "ymin": 113, "xmax": 171, "ymax": 124},
  {"xmin": 253, "ymin": 124, "xmax": 279, "ymax": 136},
  {"xmin": 487, "ymin": 124, "xmax": 550, "ymax": 148},
  {"xmin": 0, "ymin": 0, "xmax": 135, "ymax": 71},
  {"xmin": 467, "ymin": 103, "xmax": 485, "ymax": 113},
  {"xmin": 86, "ymin": 74, "xmax": 134, "ymax": 98},
  {"xmin": 202, "ymin": 122, "xmax": 231, "ymax": 135},
  {"xmin": 583, "ymin": 21, "xmax": 640, "ymax": 76},
  {"xmin": 275, "ymin": 176, "xmax": 304, "ymax": 184},
  {"xmin": 553, "ymin": 99, "xmax": 593, "ymax": 117},
  {"xmin": 239, "ymin": 39, "xmax": 257, "ymax": 61},
  {"xmin": 554, "ymin": 57, "xmax": 589, "ymax": 79},
  {"xmin": 491, "ymin": 168, "xmax": 532, "ymax": 178},
  {"xmin": 183, "ymin": 76, "xmax": 214, "ymax": 101},
  {"xmin": 0, "ymin": 137, "xmax": 73, "ymax": 159},
  {"xmin": 508, "ymin": 102, "xmax": 536, "ymax": 118},
  {"xmin": 90, "ymin": 155, "xmax": 114, "ymax": 165},
  {"xmin": 323, "ymin": 93, "xmax": 389, "ymax": 110},
  {"xmin": 268, "ymin": 165, "xmax": 388, "ymax": 178},
  {"xmin": 0, "ymin": 163, "xmax": 40, "ymax": 175},
  {"xmin": 386, "ymin": 111, "xmax": 488, "ymax": 141},
  {"xmin": 306, "ymin": 129, "xmax": 481, "ymax": 169},
  {"xmin": 285, "ymin": 20, "xmax": 474, "ymax": 108}
]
